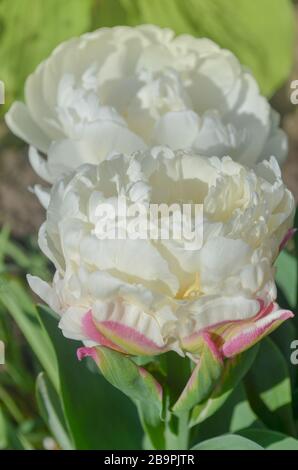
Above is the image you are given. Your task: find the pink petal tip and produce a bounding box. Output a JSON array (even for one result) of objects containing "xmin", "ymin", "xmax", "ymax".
[
  {"xmin": 77, "ymin": 346, "xmax": 97, "ymax": 362},
  {"xmin": 279, "ymin": 228, "xmax": 297, "ymax": 252}
]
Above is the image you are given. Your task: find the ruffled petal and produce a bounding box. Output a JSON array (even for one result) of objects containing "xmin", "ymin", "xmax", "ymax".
[
  {"xmin": 182, "ymin": 301, "xmax": 294, "ymax": 358},
  {"xmin": 83, "ymin": 302, "xmax": 166, "ymax": 356}
]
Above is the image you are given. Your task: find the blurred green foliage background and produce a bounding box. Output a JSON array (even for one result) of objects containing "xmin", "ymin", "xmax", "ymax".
[
  {"xmin": 0, "ymin": 0, "xmax": 295, "ymax": 114},
  {"xmin": 0, "ymin": 0, "xmax": 298, "ymax": 450}
]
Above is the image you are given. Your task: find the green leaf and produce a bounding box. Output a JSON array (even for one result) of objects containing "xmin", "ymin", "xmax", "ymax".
[
  {"xmin": 37, "ymin": 305, "xmax": 142, "ymax": 450},
  {"xmin": 190, "ymin": 345, "xmax": 259, "ymax": 426},
  {"xmin": 239, "ymin": 429, "xmax": 298, "ymax": 450},
  {"xmin": 0, "ymin": 277, "xmax": 58, "ymax": 390},
  {"xmin": 91, "ymin": 346, "xmax": 165, "ymax": 450},
  {"xmin": 228, "ymin": 384, "xmax": 261, "ymax": 433},
  {"xmin": 0, "ymin": 0, "xmax": 93, "ymax": 114},
  {"xmin": 244, "ymin": 337, "xmax": 296, "ymax": 437},
  {"xmin": 191, "ymin": 382, "xmax": 263, "ymax": 446},
  {"xmin": 36, "ymin": 372, "xmax": 73, "ymax": 450},
  {"xmin": 162, "ymin": 351, "xmax": 192, "ymax": 406},
  {"xmin": 192, "ymin": 434, "xmax": 263, "ymax": 450},
  {"xmin": 270, "ymin": 320, "xmax": 297, "ymax": 387},
  {"xmin": 172, "ymin": 334, "xmax": 223, "ymax": 414},
  {"xmin": 276, "ymin": 251, "xmax": 297, "ymax": 311},
  {"xmin": 93, "ymin": 0, "xmax": 294, "ymax": 95}
]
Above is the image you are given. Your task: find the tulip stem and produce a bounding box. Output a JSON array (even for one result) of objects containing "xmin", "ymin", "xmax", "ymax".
[{"xmin": 165, "ymin": 412, "xmax": 189, "ymax": 450}]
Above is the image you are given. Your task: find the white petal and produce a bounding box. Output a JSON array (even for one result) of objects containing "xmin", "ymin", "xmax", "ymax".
[
  {"xmin": 32, "ymin": 184, "xmax": 51, "ymax": 209},
  {"xmin": 152, "ymin": 110, "xmax": 199, "ymax": 148},
  {"xmin": 180, "ymin": 295, "xmax": 259, "ymax": 333},
  {"xmin": 5, "ymin": 103, "xmax": 50, "ymax": 152},
  {"xmin": 80, "ymin": 236, "xmax": 179, "ymax": 296},
  {"xmin": 58, "ymin": 307, "xmax": 89, "ymax": 340},
  {"xmin": 28, "ymin": 146, "xmax": 53, "ymax": 183},
  {"xmin": 46, "ymin": 121, "xmax": 146, "ymax": 179},
  {"xmin": 27, "ymin": 274, "xmax": 60, "ymax": 312},
  {"xmin": 199, "ymin": 237, "xmax": 251, "ymax": 287}
]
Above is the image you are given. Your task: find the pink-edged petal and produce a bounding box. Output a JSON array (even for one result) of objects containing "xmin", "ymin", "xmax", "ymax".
[
  {"xmin": 82, "ymin": 309, "xmax": 166, "ymax": 356},
  {"xmin": 181, "ymin": 300, "xmax": 269, "ymax": 352},
  {"xmin": 279, "ymin": 228, "xmax": 297, "ymax": 252},
  {"xmin": 77, "ymin": 346, "xmax": 97, "ymax": 362},
  {"xmin": 82, "ymin": 310, "xmax": 126, "ymax": 353},
  {"xmin": 173, "ymin": 332, "xmax": 223, "ymax": 413},
  {"xmin": 221, "ymin": 305, "xmax": 294, "ymax": 357},
  {"xmin": 182, "ymin": 301, "xmax": 294, "ymax": 358},
  {"xmin": 77, "ymin": 345, "xmax": 163, "ymax": 404},
  {"xmin": 95, "ymin": 320, "xmax": 165, "ymax": 356},
  {"xmin": 139, "ymin": 367, "xmax": 163, "ymax": 400}
]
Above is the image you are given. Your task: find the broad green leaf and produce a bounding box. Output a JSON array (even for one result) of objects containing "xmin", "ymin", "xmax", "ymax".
[
  {"xmin": 276, "ymin": 210, "xmax": 297, "ymax": 318},
  {"xmin": 244, "ymin": 337, "xmax": 296, "ymax": 437},
  {"xmin": 191, "ymin": 382, "xmax": 263, "ymax": 446},
  {"xmin": 228, "ymin": 384, "xmax": 261, "ymax": 433},
  {"xmin": 0, "ymin": 277, "xmax": 58, "ymax": 390},
  {"xmin": 37, "ymin": 305, "xmax": 142, "ymax": 450},
  {"xmin": 172, "ymin": 334, "xmax": 223, "ymax": 414},
  {"xmin": 239, "ymin": 429, "xmax": 298, "ymax": 450},
  {"xmin": 190, "ymin": 345, "xmax": 259, "ymax": 426},
  {"xmin": 162, "ymin": 351, "xmax": 191, "ymax": 406},
  {"xmin": 36, "ymin": 372, "xmax": 73, "ymax": 450},
  {"xmin": 270, "ymin": 321, "xmax": 297, "ymax": 387},
  {"xmin": 0, "ymin": 0, "xmax": 93, "ymax": 114},
  {"xmin": 90, "ymin": 346, "xmax": 165, "ymax": 450},
  {"xmin": 276, "ymin": 251, "xmax": 297, "ymax": 311},
  {"xmin": 93, "ymin": 0, "xmax": 294, "ymax": 96},
  {"xmin": 192, "ymin": 434, "xmax": 263, "ymax": 450}
]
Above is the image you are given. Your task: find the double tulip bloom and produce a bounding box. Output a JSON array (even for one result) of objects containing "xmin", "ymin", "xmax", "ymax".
[
  {"xmin": 27, "ymin": 148, "xmax": 294, "ymax": 361},
  {"xmin": 6, "ymin": 26, "xmax": 295, "ymax": 380},
  {"xmin": 6, "ymin": 25, "xmax": 286, "ymax": 183}
]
